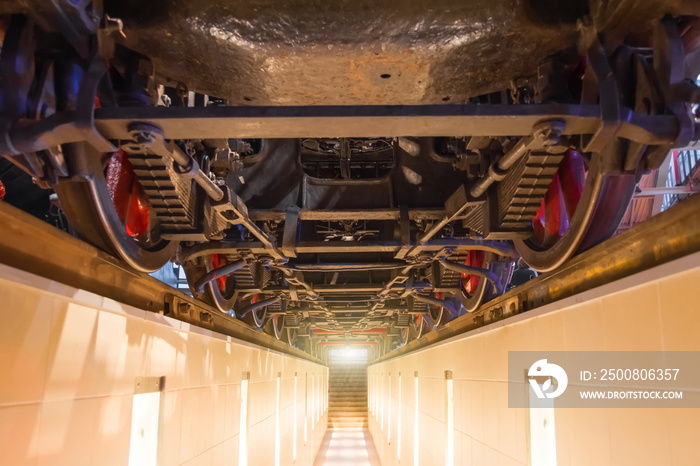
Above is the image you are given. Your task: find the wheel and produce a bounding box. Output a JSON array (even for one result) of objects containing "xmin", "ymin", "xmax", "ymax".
[
  {"xmin": 182, "ymin": 255, "xmax": 239, "ymax": 313},
  {"xmin": 398, "ymin": 314, "xmax": 425, "ymax": 345},
  {"xmin": 55, "ymin": 144, "xmax": 177, "ymax": 272},
  {"xmin": 237, "ymin": 294, "xmax": 267, "ymax": 328},
  {"xmin": 284, "ymin": 327, "xmax": 298, "ymax": 345},
  {"xmin": 399, "ymin": 325, "xmax": 409, "ymax": 345},
  {"xmin": 206, "ymin": 254, "xmax": 239, "ymax": 312},
  {"xmin": 265, "ymin": 312, "xmax": 286, "ymax": 339},
  {"xmin": 424, "ymin": 293, "xmax": 446, "ymax": 329},
  {"xmin": 514, "ymin": 148, "xmax": 635, "ymax": 272}
]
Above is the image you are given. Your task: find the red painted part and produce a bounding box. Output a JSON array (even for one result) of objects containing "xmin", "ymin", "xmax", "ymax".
[
  {"xmin": 461, "ymin": 250, "xmax": 485, "ymax": 295},
  {"xmin": 532, "ymin": 149, "xmax": 587, "ymax": 244},
  {"xmin": 351, "ymin": 328, "xmax": 387, "ymax": 335},
  {"xmin": 0, "ymin": 180, "xmax": 5, "ymax": 201},
  {"xmin": 544, "ymin": 171, "xmax": 566, "ymax": 237},
  {"xmin": 211, "ymin": 254, "xmax": 228, "ymax": 291},
  {"xmin": 125, "ymin": 181, "xmax": 150, "ymax": 237},
  {"xmin": 558, "ymin": 150, "xmax": 586, "ymax": 219},
  {"xmin": 318, "ymin": 341, "xmax": 378, "ymax": 346},
  {"xmin": 533, "ymin": 200, "xmax": 546, "ymax": 239},
  {"xmin": 99, "ymin": 91, "xmax": 150, "ymax": 239},
  {"xmin": 106, "ymin": 150, "xmax": 135, "ymax": 220},
  {"xmin": 105, "ymin": 149, "xmax": 150, "ymax": 237},
  {"xmin": 313, "ymin": 328, "xmax": 387, "ymax": 335},
  {"xmin": 313, "ymin": 329, "xmax": 344, "ymax": 334}
]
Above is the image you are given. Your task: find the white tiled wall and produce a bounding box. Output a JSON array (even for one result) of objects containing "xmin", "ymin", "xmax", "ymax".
[
  {"xmin": 0, "ymin": 264, "xmax": 328, "ymax": 465},
  {"xmin": 368, "ymin": 253, "xmax": 700, "ymax": 466}
]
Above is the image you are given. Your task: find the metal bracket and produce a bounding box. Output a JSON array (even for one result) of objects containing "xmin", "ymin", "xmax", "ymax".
[
  {"xmin": 582, "ymin": 39, "xmax": 621, "ymax": 154},
  {"xmin": 211, "ymin": 186, "xmax": 286, "ymax": 261},
  {"xmin": 121, "ymin": 122, "xmax": 224, "ymax": 201},
  {"xmin": 654, "ymin": 16, "xmax": 696, "ymax": 149}
]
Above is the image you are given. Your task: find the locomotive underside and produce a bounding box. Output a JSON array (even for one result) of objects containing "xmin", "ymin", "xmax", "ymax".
[{"xmin": 2, "ymin": 0, "xmax": 700, "ymax": 355}]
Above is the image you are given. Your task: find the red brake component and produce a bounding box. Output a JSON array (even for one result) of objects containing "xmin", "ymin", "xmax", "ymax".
[
  {"xmin": 105, "ymin": 149, "xmax": 151, "ymax": 237},
  {"xmin": 533, "ymin": 149, "xmax": 586, "ymax": 244},
  {"xmin": 126, "ymin": 181, "xmax": 150, "ymax": 237},
  {"xmin": 558, "ymin": 149, "xmax": 586, "ymax": 219},
  {"xmin": 211, "ymin": 254, "xmax": 228, "ymax": 292},
  {"xmin": 0, "ymin": 180, "xmax": 5, "ymax": 201},
  {"xmin": 544, "ymin": 171, "xmax": 566, "ymax": 237},
  {"xmin": 461, "ymin": 250, "xmax": 485, "ymax": 295}
]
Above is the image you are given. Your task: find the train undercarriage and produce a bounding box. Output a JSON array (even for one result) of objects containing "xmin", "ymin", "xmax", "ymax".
[{"xmin": 1, "ymin": 0, "xmax": 700, "ymax": 354}]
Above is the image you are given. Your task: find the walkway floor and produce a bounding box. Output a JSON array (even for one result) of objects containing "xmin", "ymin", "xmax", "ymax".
[{"xmin": 313, "ymin": 428, "xmax": 381, "ymax": 466}]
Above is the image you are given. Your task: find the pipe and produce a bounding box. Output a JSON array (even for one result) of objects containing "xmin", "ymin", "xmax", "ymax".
[
  {"xmin": 497, "ymin": 134, "xmax": 534, "ymax": 170},
  {"xmin": 237, "ymin": 296, "xmax": 282, "ymax": 317},
  {"xmin": 192, "ymin": 166, "xmax": 224, "ymax": 201},
  {"xmin": 171, "ymin": 144, "xmax": 224, "ymax": 201},
  {"xmin": 194, "ymin": 260, "xmax": 246, "ymax": 293},
  {"xmin": 439, "ymin": 259, "xmax": 503, "ymax": 294},
  {"xmin": 411, "ymin": 293, "xmax": 459, "ymax": 315},
  {"xmin": 469, "ymin": 135, "xmax": 533, "ymax": 198}
]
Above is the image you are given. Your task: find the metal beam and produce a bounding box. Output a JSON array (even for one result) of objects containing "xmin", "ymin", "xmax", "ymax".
[
  {"xmin": 8, "ymin": 103, "xmax": 679, "ymax": 156},
  {"xmin": 248, "ymin": 208, "xmax": 447, "ymax": 222},
  {"xmin": 179, "ymin": 238, "xmax": 514, "ymax": 261},
  {"xmin": 92, "ymin": 104, "xmax": 604, "ymax": 140},
  {"xmin": 633, "ymin": 185, "xmax": 698, "ymax": 197}
]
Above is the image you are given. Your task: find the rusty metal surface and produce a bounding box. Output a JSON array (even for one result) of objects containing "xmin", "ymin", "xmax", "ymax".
[
  {"xmin": 102, "ymin": 0, "xmax": 586, "ymax": 105},
  {"xmin": 371, "ymin": 193, "xmax": 700, "ymax": 364},
  {"xmin": 0, "ymin": 0, "xmax": 694, "ymax": 106},
  {"xmin": 0, "ymin": 201, "xmax": 325, "ymax": 365}
]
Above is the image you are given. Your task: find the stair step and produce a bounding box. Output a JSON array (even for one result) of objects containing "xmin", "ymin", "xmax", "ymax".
[
  {"xmin": 328, "ymin": 363, "xmax": 369, "ymax": 428},
  {"xmin": 329, "ymin": 422, "xmax": 368, "ymax": 428},
  {"xmin": 329, "ymin": 412, "xmax": 367, "ymax": 417}
]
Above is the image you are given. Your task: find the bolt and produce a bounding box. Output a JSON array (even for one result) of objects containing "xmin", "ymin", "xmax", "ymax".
[
  {"xmin": 533, "ymin": 120, "xmax": 566, "ymax": 147},
  {"xmin": 104, "ymin": 15, "xmax": 126, "ymax": 38}
]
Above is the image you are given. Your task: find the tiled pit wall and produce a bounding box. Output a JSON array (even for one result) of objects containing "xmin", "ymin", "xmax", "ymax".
[
  {"xmin": 368, "ymin": 253, "xmax": 700, "ymax": 466},
  {"xmin": 0, "ymin": 264, "xmax": 328, "ymax": 466}
]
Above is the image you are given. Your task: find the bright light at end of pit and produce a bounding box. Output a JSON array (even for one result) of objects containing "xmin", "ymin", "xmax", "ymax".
[{"xmin": 332, "ymin": 347, "xmax": 368, "ymax": 361}]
